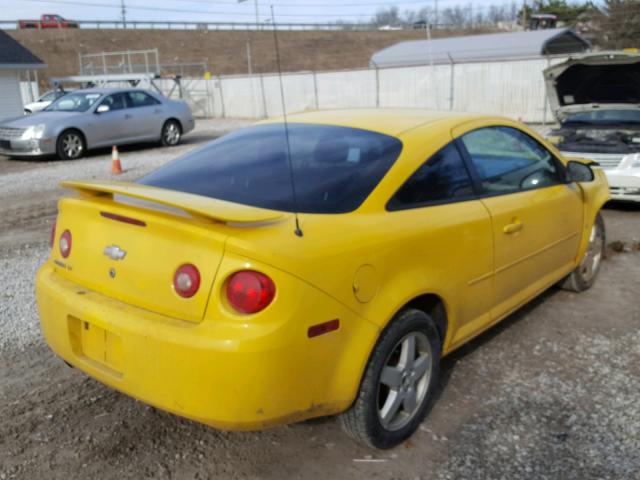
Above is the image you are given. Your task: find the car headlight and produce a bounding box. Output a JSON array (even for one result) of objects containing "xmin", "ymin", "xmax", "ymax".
[
  {"xmin": 618, "ymin": 153, "xmax": 640, "ymax": 169},
  {"xmin": 20, "ymin": 124, "xmax": 46, "ymax": 140}
]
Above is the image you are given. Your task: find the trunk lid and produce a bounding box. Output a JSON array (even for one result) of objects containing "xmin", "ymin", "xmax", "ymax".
[
  {"xmin": 544, "ymin": 51, "xmax": 640, "ymax": 122},
  {"xmin": 52, "ymin": 180, "xmax": 284, "ymax": 323}
]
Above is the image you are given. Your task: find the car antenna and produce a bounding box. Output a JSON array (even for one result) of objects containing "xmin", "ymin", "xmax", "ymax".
[{"xmin": 270, "ymin": 5, "xmax": 303, "ymax": 238}]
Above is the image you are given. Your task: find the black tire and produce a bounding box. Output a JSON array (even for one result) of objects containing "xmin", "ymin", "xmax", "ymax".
[
  {"xmin": 560, "ymin": 212, "xmax": 605, "ymax": 292},
  {"xmin": 56, "ymin": 129, "xmax": 86, "ymax": 160},
  {"xmin": 340, "ymin": 308, "xmax": 441, "ymax": 449},
  {"xmin": 160, "ymin": 119, "xmax": 182, "ymax": 147}
]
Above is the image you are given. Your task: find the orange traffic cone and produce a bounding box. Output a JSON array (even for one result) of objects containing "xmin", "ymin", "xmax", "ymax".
[{"xmin": 111, "ymin": 146, "xmax": 122, "ymax": 174}]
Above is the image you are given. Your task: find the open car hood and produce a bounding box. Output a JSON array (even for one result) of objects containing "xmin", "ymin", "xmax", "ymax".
[{"xmin": 544, "ymin": 51, "xmax": 640, "ymax": 122}]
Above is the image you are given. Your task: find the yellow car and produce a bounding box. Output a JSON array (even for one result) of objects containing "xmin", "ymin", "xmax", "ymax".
[{"xmin": 36, "ymin": 110, "xmax": 609, "ymax": 449}]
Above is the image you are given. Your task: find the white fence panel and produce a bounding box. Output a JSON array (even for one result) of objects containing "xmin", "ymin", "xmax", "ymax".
[
  {"xmin": 316, "ymin": 69, "xmax": 376, "ymax": 109},
  {"xmin": 261, "ymin": 73, "xmax": 316, "ymax": 117},
  {"xmin": 173, "ymin": 56, "xmax": 567, "ymax": 121},
  {"xmin": 452, "ymin": 59, "xmax": 551, "ymax": 122},
  {"xmin": 218, "ymin": 76, "xmax": 264, "ymax": 118},
  {"xmin": 378, "ymin": 64, "xmax": 452, "ymax": 110},
  {"xmin": 19, "ymin": 81, "xmax": 39, "ymax": 104}
]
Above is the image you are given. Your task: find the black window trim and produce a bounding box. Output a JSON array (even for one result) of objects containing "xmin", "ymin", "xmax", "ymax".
[
  {"xmin": 455, "ymin": 125, "xmax": 570, "ymax": 200},
  {"xmin": 386, "ymin": 141, "xmax": 481, "ymax": 212}
]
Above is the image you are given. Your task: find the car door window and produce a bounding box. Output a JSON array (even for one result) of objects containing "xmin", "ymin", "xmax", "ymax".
[
  {"xmin": 100, "ymin": 93, "xmax": 129, "ymax": 111},
  {"xmin": 127, "ymin": 92, "xmax": 160, "ymax": 108},
  {"xmin": 460, "ymin": 126, "xmax": 563, "ymax": 195},
  {"xmin": 388, "ymin": 142, "xmax": 475, "ymax": 210}
]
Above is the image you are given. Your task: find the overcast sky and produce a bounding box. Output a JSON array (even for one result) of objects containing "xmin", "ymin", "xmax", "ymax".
[{"xmin": 0, "ymin": 0, "xmax": 584, "ymax": 24}]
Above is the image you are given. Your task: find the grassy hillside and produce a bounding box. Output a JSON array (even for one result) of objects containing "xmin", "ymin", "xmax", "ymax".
[{"xmin": 9, "ymin": 27, "xmax": 490, "ymax": 85}]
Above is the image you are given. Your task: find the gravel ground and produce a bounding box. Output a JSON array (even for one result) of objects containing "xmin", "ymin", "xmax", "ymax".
[{"xmin": 0, "ymin": 119, "xmax": 639, "ymax": 480}]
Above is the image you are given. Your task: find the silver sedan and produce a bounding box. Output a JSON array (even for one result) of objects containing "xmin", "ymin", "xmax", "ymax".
[{"xmin": 0, "ymin": 88, "xmax": 195, "ymax": 160}]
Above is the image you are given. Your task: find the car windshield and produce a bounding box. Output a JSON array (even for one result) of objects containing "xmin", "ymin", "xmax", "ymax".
[
  {"xmin": 45, "ymin": 92, "xmax": 103, "ymax": 112},
  {"xmin": 140, "ymin": 123, "xmax": 402, "ymax": 214},
  {"xmin": 564, "ymin": 109, "xmax": 640, "ymax": 125}
]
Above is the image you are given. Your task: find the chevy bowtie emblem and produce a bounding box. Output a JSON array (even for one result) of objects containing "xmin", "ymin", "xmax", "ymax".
[{"xmin": 103, "ymin": 245, "xmax": 127, "ymax": 261}]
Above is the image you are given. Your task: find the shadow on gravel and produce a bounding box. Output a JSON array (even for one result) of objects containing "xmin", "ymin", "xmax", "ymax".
[
  {"xmin": 437, "ymin": 287, "xmax": 560, "ymax": 397},
  {"xmin": 604, "ymin": 200, "xmax": 640, "ymax": 212}
]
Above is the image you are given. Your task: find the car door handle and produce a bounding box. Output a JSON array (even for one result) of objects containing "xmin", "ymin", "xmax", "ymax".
[
  {"xmin": 503, "ymin": 220, "xmax": 524, "ymax": 234},
  {"xmin": 124, "ymin": 113, "xmax": 133, "ymax": 119}
]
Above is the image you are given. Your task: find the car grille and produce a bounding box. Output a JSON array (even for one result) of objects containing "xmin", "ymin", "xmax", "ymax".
[
  {"xmin": 0, "ymin": 127, "xmax": 26, "ymax": 141},
  {"xmin": 560, "ymin": 151, "xmax": 627, "ymax": 169},
  {"xmin": 610, "ymin": 186, "xmax": 640, "ymax": 197}
]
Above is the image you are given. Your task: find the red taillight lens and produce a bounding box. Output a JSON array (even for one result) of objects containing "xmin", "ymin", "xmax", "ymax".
[
  {"xmin": 59, "ymin": 229, "xmax": 71, "ymax": 258},
  {"xmin": 173, "ymin": 264, "xmax": 201, "ymax": 298},
  {"xmin": 50, "ymin": 221, "xmax": 57, "ymax": 248},
  {"xmin": 226, "ymin": 270, "xmax": 276, "ymax": 314}
]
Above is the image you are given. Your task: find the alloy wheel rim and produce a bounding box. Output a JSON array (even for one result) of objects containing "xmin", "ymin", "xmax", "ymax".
[
  {"xmin": 579, "ymin": 223, "xmax": 604, "ymax": 282},
  {"xmin": 377, "ymin": 331, "xmax": 432, "ymax": 431},
  {"xmin": 62, "ymin": 134, "xmax": 83, "ymax": 158},
  {"xmin": 165, "ymin": 124, "xmax": 180, "ymax": 145}
]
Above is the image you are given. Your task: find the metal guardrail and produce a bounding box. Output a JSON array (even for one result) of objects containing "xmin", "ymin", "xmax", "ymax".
[{"xmin": 0, "ymin": 19, "xmax": 391, "ymax": 31}]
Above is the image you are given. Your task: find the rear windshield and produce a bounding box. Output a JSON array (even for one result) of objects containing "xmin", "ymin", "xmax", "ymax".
[{"xmin": 140, "ymin": 123, "xmax": 402, "ymax": 214}]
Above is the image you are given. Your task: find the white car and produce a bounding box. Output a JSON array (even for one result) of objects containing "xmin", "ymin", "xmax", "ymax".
[
  {"xmin": 544, "ymin": 52, "xmax": 640, "ymax": 202},
  {"xmin": 24, "ymin": 90, "xmax": 69, "ymax": 114}
]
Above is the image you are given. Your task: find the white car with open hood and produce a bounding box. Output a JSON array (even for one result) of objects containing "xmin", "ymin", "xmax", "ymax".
[{"xmin": 544, "ymin": 51, "xmax": 640, "ymax": 202}]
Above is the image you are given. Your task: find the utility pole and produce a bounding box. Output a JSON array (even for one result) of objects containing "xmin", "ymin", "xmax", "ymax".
[
  {"xmin": 120, "ymin": 0, "xmax": 127, "ymax": 29},
  {"xmin": 522, "ymin": 0, "xmax": 527, "ymax": 30},
  {"xmin": 434, "ymin": 0, "xmax": 438, "ymax": 29}
]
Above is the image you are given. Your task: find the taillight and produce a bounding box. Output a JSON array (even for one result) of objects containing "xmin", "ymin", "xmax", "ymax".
[
  {"xmin": 173, "ymin": 264, "xmax": 201, "ymax": 298},
  {"xmin": 226, "ymin": 270, "xmax": 276, "ymax": 314},
  {"xmin": 59, "ymin": 229, "xmax": 72, "ymax": 258},
  {"xmin": 50, "ymin": 221, "xmax": 57, "ymax": 248}
]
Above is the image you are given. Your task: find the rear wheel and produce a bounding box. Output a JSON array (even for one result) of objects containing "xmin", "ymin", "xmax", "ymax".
[
  {"xmin": 161, "ymin": 120, "xmax": 181, "ymax": 147},
  {"xmin": 339, "ymin": 308, "xmax": 441, "ymax": 449},
  {"xmin": 560, "ymin": 212, "xmax": 605, "ymax": 292},
  {"xmin": 56, "ymin": 129, "xmax": 85, "ymax": 160}
]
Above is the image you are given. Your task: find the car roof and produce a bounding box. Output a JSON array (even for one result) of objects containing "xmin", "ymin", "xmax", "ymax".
[
  {"xmin": 70, "ymin": 87, "xmax": 151, "ymax": 95},
  {"xmin": 260, "ymin": 109, "xmax": 486, "ymax": 137}
]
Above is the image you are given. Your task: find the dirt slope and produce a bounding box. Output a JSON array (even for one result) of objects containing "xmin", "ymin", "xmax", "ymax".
[{"xmin": 9, "ymin": 27, "xmax": 489, "ymax": 84}]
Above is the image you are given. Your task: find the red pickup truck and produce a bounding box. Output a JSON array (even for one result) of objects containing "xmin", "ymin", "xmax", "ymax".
[{"xmin": 19, "ymin": 14, "xmax": 79, "ymax": 29}]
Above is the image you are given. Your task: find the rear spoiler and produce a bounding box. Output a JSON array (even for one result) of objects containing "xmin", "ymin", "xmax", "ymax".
[{"xmin": 61, "ymin": 180, "xmax": 285, "ymax": 224}]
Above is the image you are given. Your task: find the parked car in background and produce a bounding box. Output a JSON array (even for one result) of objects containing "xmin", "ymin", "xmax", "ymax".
[
  {"xmin": 0, "ymin": 88, "xmax": 195, "ymax": 160},
  {"xmin": 24, "ymin": 89, "xmax": 70, "ymax": 114},
  {"xmin": 19, "ymin": 14, "xmax": 79, "ymax": 29},
  {"xmin": 545, "ymin": 51, "xmax": 640, "ymax": 202},
  {"xmin": 37, "ymin": 110, "xmax": 609, "ymax": 449}
]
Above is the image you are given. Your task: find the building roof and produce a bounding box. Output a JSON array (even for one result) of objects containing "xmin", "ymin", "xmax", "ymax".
[
  {"xmin": 0, "ymin": 30, "xmax": 46, "ymax": 69},
  {"xmin": 370, "ymin": 28, "xmax": 591, "ymax": 68}
]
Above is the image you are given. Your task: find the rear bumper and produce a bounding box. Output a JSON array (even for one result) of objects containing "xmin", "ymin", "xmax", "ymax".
[{"xmin": 36, "ymin": 261, "xmax": 376, "ymax": 430}]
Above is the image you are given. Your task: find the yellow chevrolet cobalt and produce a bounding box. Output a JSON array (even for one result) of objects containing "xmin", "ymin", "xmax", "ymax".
[{"xmin": 36, "ymin": 110, "xmax": 609, "ymax": 448}]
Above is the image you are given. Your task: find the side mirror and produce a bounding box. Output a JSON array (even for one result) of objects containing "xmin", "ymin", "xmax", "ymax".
[
  {"xmin": 96, "ymin": 104, "xmax": 110, "ymax": 114},
  {"xmin": 566, "ymin": 160, "xmax": 595, "ymax": 183}
]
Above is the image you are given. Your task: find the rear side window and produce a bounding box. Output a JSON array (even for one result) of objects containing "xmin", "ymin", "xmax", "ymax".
[
  {"xmin": 460, "ymin": 126, "xmax": 563, "ymax": 195},
  {"xmin": 128, "ymin": 92, "xmax": 161, "ymax": 107},
  {"xmin": 140, "ymin": 123, "xmax": 402, "ymax": 214},
  {"xmin": 388, "ymin": 143, "xmax": 474, "ymax": 210}
]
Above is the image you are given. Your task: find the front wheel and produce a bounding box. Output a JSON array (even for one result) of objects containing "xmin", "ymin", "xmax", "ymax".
[
  {"xmin": 56, "ymin": 129, "xmax": 86, "ymax": 160},
  {"xmin": 560, "ymin": 212, "xmax": 605, "ymax": 292},
  {"xmin": 339, "ymin": 308, "xmax": 441, "ymax": 449},
  {"xmin": 160, "ymin": 120, "xmax": 181, "ymax": 147}
]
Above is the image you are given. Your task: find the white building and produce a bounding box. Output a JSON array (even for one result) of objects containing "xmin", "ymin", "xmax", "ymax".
[{"xmin": 0, "ymin": 30, "xmax": 45, "ymax": 120}]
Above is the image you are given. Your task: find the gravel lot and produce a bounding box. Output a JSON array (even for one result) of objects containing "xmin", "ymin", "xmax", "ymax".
[{"xmin": 0, "ymin": 119, "xmax": 639, "ymax": 480}]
